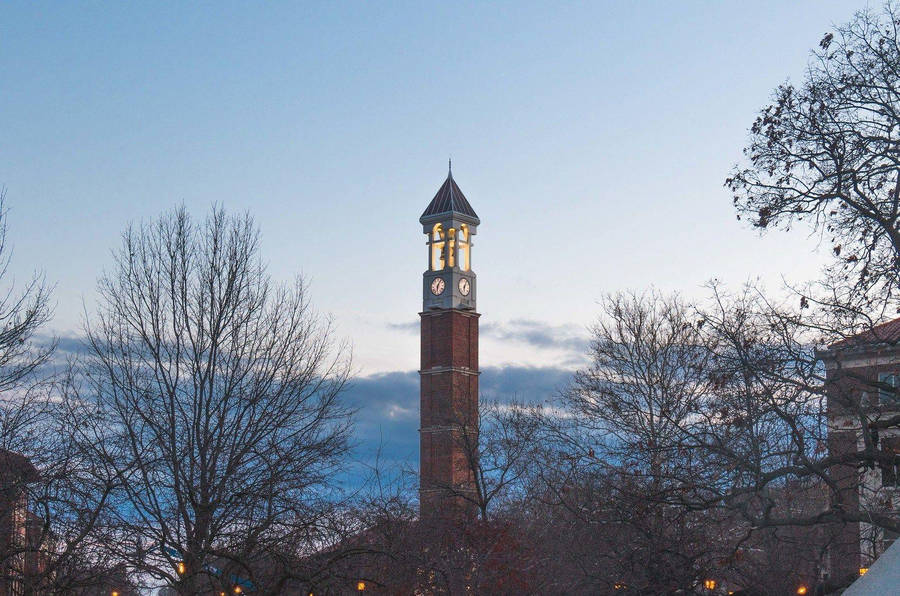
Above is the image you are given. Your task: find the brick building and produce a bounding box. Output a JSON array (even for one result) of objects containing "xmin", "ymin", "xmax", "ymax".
[
  {"xmin": 418, "ymin": 163, "xmax": 480, "ymax": 519},
  {"xmin": 820, "ymin": 319, "xmax": 900, "ymax": 585},
  {"xmin": 0, "ymin": 449, "xmax": 40, "ymax": 596}
]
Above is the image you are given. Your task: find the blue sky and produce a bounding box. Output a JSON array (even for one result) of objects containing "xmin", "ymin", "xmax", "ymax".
[{"xmin": 0, "ymin": 1, "xmax": 867, "ymax": 469}]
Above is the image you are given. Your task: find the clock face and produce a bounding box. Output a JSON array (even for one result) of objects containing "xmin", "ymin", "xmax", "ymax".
[
  {"xmin": 430, "ymin": 277, "xmax": 445, "ymax": 295},
  {"xmin": 458, "ymin": 278, "xmax": 471, "ymax": 296}
]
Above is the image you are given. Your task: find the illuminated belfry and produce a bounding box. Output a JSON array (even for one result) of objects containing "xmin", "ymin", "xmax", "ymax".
[{"xmin": 418, "ymin": 163, "xmax": 480, "ymax": 518}]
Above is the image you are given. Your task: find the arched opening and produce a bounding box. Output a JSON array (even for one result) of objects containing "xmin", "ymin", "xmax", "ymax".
[
  {"xmin": 431, "ymin": 223, "xmax": 445, "ymax": 271},
  {"xmin": 458, "ymin": 224, "xmax": 470, "ymax": 271}
]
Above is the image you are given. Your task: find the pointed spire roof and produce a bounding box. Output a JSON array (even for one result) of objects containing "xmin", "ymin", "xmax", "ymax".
[{"xmin": 420, "ymin": 163, "xmax": 480, "ymax": 224}]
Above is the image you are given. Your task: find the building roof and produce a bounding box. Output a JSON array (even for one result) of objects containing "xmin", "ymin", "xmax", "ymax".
[
  {"xmin": 420, "ymin": 168, "xmax": 479, "ymax": 223},
  {"xmin": 0, "ymin": 449, "xmax": 39, "ymax": 482},
  {"xmin": 828, "ymin": 316, "xmax": 900, "ymax": 350}
]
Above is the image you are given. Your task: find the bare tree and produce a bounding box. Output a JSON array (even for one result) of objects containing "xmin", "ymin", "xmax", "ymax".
[
  {"xmin": 0, "ymin": 191, "xmax": 128, "ymax": 594},
  {"xmin": 442, "ymin": 401, "xmax": 542, "ymax": 521},
  {"xmin": 0, "ymin": 188, "xmax": 55, "ymax": 453},
  {"xmin": 564, "ymin": 290, "xmax": 712, "ymax": 490},
  {"xmin": 69, "ymin": 206, "xmax": 353, "ymax": 595},
  {"xmin": 723, "ymin": 3, "xmax": 900, "ymax": 585},
  {"xmin": 546, "ymin": 286, "xmax": 895, "ymax": 592},
  {"xmin": 352, "ymin": 489, "xmax": 543, "ymax": 594},
  {"xmin": 535, "ymin": 290, "xmax": 731, "ymax": 593},
  {"xmin": 726, "ymin": 2, "xmax": 900, "ymax": 322},
  {"xmin": 341, "ymin": 402, "xmax": 547, "ymax": 594}
]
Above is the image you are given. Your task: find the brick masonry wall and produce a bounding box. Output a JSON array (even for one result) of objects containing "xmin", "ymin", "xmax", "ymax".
[
  {"xmin": 827, "ymin": 428, "xmax": 862, "ymax": 583},
  {"xmin": 825, "ymin": 352, "xmax": 900, "ymax": 582},
  {"xmin": 419, "ymin": 310, "xmax": 479, "ymax": 519}
]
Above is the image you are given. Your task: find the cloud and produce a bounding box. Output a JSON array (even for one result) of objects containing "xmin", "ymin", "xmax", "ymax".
[
  {"xmin": 386, "ymin": 321, "xmax": 419, "ymax": 333},
  {"xmin": 53, "ymin": 334, "xmax": 90, "ymax": 356},
  {"xmin": 479, "ymin": 365, "xmax": 572, "ymax": 403},
  {"xmin": 31, "ymin": 332, "xmax": 96, "ymax": 356},
  {"xmin": 387, "ymin": 317, "xmax": 589, "ymax": 355},
  {"xmin": 343, "ymin": 364, "xmax": 573, "ymax": 481},
  {"xmin": 344, "ymin": 365, "xmax": 570, "ymax": 427},
  {"xmin": 481, "ymin": 319, "xmax": 589, "ymax": 354},
  {"xmin": 25, "ymin": 333, "xmax": 91, "ymax": 371},
  {"xmin": 35, "ymin": 331, "xmax": 574, "ymax": 485},
  {"xmin": 343, "ymin": 370, "xmax": 420, "ymax": 424}
]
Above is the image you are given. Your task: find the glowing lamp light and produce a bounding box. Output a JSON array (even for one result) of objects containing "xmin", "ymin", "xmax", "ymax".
[
  {"xmin": 176, "ymin": 561, "xmax": 186, "ymax": 575},
  {"xmin": 234, "ymin": 588, "xmax": 243, "ymax": 594},
  {"xmin": 797, "ymin": 586, "xmax": 808, "ymax": 595},
  {"xmin": 357, "ymin": 581, "xmax": 366, "ymax": 591},
  {"xmin": 860, "ymin": 567, "xmax": 869, "ymax": 576},
  {"xmin": 111, "ymin": 592, "xmax": 119, "ymax": 596},
  {"xmin": 704, "ymin": 579, "xmax": 717, "ymax": 590}
]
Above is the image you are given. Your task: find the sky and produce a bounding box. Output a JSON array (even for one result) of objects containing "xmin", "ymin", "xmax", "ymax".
[{"xmin": 0, "ymin": 1, "xmax": 871, "ymax": 471}]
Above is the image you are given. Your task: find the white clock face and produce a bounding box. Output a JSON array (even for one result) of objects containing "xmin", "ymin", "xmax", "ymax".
[
  {"xmin": 431, "ymin": 277, "xmax": 445, "ymax": 295},
  {"xmin": 458, "ymin": 278, "xmax": 470, "ymax": 296}
]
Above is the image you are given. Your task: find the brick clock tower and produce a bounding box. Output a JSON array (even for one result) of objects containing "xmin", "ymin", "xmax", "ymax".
[{"xmin": 419, "ymin": 164, "xmax": 480, "ymax": 519}]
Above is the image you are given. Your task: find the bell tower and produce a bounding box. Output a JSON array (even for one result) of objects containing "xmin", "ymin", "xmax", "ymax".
[{"xmin": 419, "ymin": 163, "xmax": 480, "ymax": 519}]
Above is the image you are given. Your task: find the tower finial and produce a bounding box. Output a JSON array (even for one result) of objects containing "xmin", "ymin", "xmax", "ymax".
[{"xmin": 448, "ymin": 157, "xmax": 452, "ymax": 176}]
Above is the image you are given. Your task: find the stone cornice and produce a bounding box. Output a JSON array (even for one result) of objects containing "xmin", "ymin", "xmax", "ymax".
[{"xmin": 419, "ymin": 366, "xmax": 480, "ymax": 376}]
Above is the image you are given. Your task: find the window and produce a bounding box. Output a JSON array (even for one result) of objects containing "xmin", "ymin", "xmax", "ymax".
[
  {"xmin": 878, "ymin": 373, "xmax": 900, "ymax": 405},
  {"xmin": 881, "ymin": 438, "xmax": 900, "ymax": 488},
  {"xmin": 13, "ymin": 495, "xmax": 26, "ymax": 546},
  {"xmin": 882, "ymin": 456, "xmax": 900, "ymax": 487}
]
